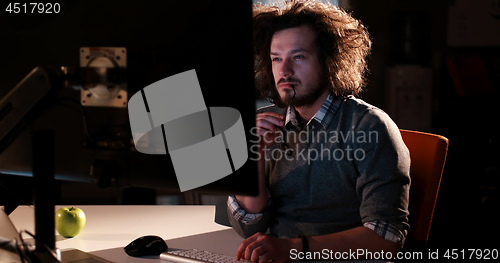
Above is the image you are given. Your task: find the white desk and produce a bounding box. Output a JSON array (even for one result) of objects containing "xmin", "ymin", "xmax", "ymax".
[
  {"xmin": 9, "ymin": 205, "xmax": 385, "ymax": 263},
  {"xmin": 10, "ymin": 205, "xmax": 233, "ymax": 262}
]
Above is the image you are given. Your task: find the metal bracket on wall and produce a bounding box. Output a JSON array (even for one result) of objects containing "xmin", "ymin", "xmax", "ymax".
[{"xmin": 79, "ymin": 47, "xmax": 127, "ymax": 108}]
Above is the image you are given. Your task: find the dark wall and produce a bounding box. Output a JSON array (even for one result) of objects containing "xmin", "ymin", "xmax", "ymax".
[
  {"xmin": 1, "ymin": 0, "xmax": 497, "ymax": 251},
  {"xmin": 353, "ymin": 0, "xmax": 499, "ymax": 250},
  {"xmin": 0, "ymin": 0, "xmax": 258, "ymax": 206}
]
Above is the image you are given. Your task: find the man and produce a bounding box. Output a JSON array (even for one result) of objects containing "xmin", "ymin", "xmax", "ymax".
[{"xmin": 228, "ymin": 1, "xmax": 410, "ymax": 262}]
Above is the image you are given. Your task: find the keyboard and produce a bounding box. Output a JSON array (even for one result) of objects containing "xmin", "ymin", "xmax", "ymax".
[{"xmin": 160, "ymin": 249, "xmax": 251, "ymax": 263}]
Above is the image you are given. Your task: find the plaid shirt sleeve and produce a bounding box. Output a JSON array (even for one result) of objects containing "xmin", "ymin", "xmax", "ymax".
[
  {"xmin": 363, "ymin": 220, "xmax": 407, "ymax": 248},
  {"xmin": 227, "ymin": 195, "xmax": 271, "ymax": 225}
]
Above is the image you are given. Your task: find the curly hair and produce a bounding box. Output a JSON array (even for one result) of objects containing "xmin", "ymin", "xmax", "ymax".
[{"xmin": 253, "ymin": 0, "xmax": 372, "ymax": 106}]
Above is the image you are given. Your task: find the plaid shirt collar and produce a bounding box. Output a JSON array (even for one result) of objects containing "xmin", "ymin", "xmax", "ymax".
[{"xmin": 285, "ymin": 94, "xmax": 339, "ymax": 130}]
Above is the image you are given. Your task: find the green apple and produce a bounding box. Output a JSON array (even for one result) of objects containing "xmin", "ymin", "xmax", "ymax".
[{"xmin": 55, "ymin": 207, "xmax": 86, "ymax": 238}]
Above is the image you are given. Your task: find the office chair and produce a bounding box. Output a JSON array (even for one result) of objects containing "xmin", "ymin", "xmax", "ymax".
[{"xmin": 399, "ymin": 129, "xmax": 449, "ymax": 246}]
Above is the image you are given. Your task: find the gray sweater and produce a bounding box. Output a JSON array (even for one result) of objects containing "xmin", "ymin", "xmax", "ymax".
[{"xmin": 228, "ymin": 96, "xmax": 410, "ymax": 240}]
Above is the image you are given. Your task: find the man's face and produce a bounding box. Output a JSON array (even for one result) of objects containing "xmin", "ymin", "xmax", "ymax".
[{"xmin": 270, "ymin": 24, "xmax": 326, "ymax": 107}]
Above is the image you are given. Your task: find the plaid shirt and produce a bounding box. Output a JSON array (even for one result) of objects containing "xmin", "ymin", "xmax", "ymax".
[
  {"xmin": 286, "ymin": 94, "xmax": 337, "ymax": 129},
  {"xmin": 228, "ymin": 95, "xmax": 407, "ymax": 248}
]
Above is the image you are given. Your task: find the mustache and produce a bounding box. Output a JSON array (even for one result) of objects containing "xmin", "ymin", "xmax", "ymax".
[{"xmin": 277, "ymin": 77, "xmax": 301, "ymax": 85}]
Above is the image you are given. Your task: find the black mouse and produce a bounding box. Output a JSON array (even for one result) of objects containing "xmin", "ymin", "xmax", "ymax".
[{"xmin": 124, "ymin": 235, "xmax": 168, "ymax": 257}]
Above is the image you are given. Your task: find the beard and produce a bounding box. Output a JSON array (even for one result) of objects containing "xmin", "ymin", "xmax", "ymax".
[
  {"xmin": 281, "ymin": 86, "xmax": 296, "ymax": 106},
  {"xmin": 290, "ymin": 83, "xmax": 328, "ymax": 107},
  {"xmin": 277, "ymin": 75, "xmax": 328, "ymax": 107}
]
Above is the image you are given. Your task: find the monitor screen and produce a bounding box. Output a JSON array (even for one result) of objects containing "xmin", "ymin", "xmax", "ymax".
[{"xmin": 0, "ymin": 0, "xmax": 257, "ymax": 198}]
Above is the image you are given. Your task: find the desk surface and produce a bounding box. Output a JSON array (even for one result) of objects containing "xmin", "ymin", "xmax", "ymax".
[
  {"xmin": 8, "ymin": 205, "xmax": 385, "ymax": 263},
  {"xmin": 9, "ymin": 205, "xmax": 230, "ymax": 253}
]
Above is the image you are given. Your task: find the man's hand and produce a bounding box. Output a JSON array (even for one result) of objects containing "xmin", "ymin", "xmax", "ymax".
[
  {"xmin": 255, "ymin": 112, "xmax": 285, "ymax": 148},
  {"xmin": 235, "ymin": 232, "xmax": 301, "ymax": 263}
]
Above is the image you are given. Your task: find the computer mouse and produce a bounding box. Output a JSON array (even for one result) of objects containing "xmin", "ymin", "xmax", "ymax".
[{"xmin": 124, "ymin": 235, "xmax": 168, "ymax": 257}]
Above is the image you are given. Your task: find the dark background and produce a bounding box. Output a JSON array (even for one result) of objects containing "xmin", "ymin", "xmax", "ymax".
[
  {"xmin": 0, "ymin": 0, "xmax": 257, "ymax": 206},
  {"xmin": 1, "ymin": 0, "xmax": 498, "ymax": 255},
  {"xmin": 350, "ymin": 0, "xmax": 499, "ymax": 251}
]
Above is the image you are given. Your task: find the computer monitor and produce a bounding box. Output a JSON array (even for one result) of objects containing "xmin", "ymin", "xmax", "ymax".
[{"xmin": 0, "ymin": 0, "xmax": 257, "ymax": 199}]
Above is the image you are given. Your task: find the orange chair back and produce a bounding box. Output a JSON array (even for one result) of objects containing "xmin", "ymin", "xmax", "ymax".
[{"xmin": 400, "ymin": 129, "xmax": 449, "ymax": 242}]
